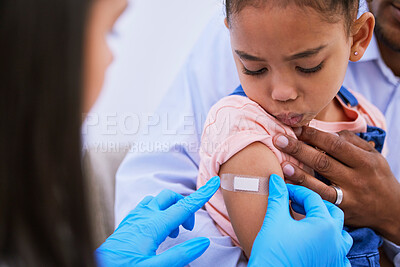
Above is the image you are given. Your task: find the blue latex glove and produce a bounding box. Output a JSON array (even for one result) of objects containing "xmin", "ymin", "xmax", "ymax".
[
  {"xmin": 95, "ymin": 176, "xmax": 220, "ymax": 267},
  {"xmin": 249, "ymin": 174, "xmax": 353, "ymax": 267}
]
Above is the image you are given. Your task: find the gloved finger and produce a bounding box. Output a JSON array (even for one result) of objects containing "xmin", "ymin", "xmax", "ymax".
[
  {"xmin": 145, "ymin": 237, "xmax": 210, "ymax": 267},
  {"xmin": 117, "ymin": 196, "xmax": 155, "ymax": 228},
  {"xmin": 169, "ymin": 227, "xmax": 180, "ymax": 238},
  {"xmin": 342, "ymin": 229, "xmax": 353, "ymax": 252},
  {"xmin": 345, "ymin": 257, "xmax": 352, "ymax": 267},
  {"xmin": 287, "ymin": 184, "xmax": 330, "ymax": 218},
  {"xmin": 139, "ymin": 195, "xmax": 154, "ymax": 206},
  {"xmin": 323, "ymin": 199, "xmax": 344, "ymax": 228},
  {"xmin": 290, "ymin": 201, "xmax": 306, "ymax": 215},
  {"xmin": 263, "ymin": 174, "xmax": 291, "ymax": 223},
  {"xmin": 182, "ymin": 215, "xmax": 195, "ymax": 231},
  {"xmin": 164, "ymin": 176, "xmax": 220, "ymax": 231},
  {"xmin": 148, "ymin": 189, "xmax": 183, "ymax": 210},
  {"xmin": 150, "ymin": 190, "xmax": 195, "ymax": 230}
]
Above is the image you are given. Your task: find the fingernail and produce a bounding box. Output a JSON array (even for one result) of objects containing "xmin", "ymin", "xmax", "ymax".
[
  {"xmin": 283, "ymin": 164, "xmax": 295, "ymax": 177},
  {"xmin": 331, "ymin": 132, "xmax": 339, "ymax": 137},
  {"xmin": 275, "ymin": 135, "xmax": 289, "ymax": 148},
  {"xmin": 293, "ymin": 127, "xmax": 302, "ymax": 137}
]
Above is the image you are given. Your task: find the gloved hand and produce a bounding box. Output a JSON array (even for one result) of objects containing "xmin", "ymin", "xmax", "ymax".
[
  {"xmin": 95, "ymin": 176, "xmax": 220, "ymax": 267},
  {"xmin": 248, "ymin": 174, "xmax": 353, "ymax": 267}
]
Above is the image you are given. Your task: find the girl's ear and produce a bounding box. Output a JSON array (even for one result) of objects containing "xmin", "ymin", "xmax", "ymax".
[
  {"xmin": 224, "ymin": 17, "xmax": 229, "ymax": 29},
  {"xmin": 349, "ymin": 12, "xmax": 375, "ymax": 62}
]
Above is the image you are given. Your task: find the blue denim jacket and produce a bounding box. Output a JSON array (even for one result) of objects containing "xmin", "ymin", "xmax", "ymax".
[{"xmin": 230, "ymin": 85, "xmax": 385, "ymax": 267}]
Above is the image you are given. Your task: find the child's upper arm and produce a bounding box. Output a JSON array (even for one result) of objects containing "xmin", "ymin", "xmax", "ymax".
[
  {"xmin": 219, "ymin": 141, "xmax": 284, "ymax": 258},
  {"xmin": 199, "ymin": 95, "xmax": 298, "ymax": 257}
]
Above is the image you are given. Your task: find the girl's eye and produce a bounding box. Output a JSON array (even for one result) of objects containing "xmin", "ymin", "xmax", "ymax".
[
  {"xmin": 242, "ymin": 67, "xmax": 268, "ymax": 76},
  {"xmin": 296, "ymin": 61, "xmax": 324, "ymax": 74}
]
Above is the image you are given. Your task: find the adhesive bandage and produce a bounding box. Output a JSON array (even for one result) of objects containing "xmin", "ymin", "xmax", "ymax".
[{"xmin": 220, "ymin": 174, "xmax": 270, "ymax": 195}]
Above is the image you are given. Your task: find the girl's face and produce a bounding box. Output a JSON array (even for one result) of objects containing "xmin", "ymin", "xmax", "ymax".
[
  {"xmin": 83, "ymin": 0, "xmax": 128, "ymax": 114},
  {"xmin": 228, "ymin": 4, "xmax": 352, "ymax": 127}
]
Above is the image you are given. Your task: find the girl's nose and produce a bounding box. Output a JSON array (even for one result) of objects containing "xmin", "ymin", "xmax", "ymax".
[{"xmin": 271, "ymin": 85, "xmax": 298, "ymax": 102}]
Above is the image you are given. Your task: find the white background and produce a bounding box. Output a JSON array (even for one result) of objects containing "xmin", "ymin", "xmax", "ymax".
[{"xmin": 83, "ymin": 0, "xmax": 223, "ymax": 148}]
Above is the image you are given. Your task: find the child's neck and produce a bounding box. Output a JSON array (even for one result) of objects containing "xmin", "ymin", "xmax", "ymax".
[{"xmin": 314, "ymin": 98, "xmax": 351, "ymax": 122}]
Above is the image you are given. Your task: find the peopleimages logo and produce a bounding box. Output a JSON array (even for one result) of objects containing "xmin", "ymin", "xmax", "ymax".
[
  {"xmin": 81, "ymin": 111, "xmax": 284, "ymax": 153},
  {"xmin": 82, "ymin": 112, "xmax": 207, "ymax": 136}
]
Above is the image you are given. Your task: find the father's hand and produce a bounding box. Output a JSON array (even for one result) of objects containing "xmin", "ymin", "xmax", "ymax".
[{"xmin": 273, "ymin": 126, "xmax": 400, "ymax": 244}]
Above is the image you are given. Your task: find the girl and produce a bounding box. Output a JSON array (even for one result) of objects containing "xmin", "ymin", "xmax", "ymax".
[{"xmin": 198, "ymin": 0, "xmax": 387, "ymax": 265}]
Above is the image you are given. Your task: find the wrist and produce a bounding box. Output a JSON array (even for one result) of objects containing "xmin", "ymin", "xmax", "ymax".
[
  {"xmin": 379, "ymin": 217, "xmax": 400, "ymax": 245},
  {"xmin": 377, "ymin": 188, "xmax": 400, "ymax": 244}
]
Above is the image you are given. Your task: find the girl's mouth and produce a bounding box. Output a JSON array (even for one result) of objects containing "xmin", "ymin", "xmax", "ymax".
[{"xmin": 275, "ymin": 113, "xmax": 304, "ymax": 127}]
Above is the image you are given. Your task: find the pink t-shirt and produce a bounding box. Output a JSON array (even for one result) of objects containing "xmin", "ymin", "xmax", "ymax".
[{"xmin": 197, "ymin": 90, "xmax": 386, "ymax": 245}]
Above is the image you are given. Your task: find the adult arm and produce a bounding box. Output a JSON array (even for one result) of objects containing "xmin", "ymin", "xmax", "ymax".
[{"xmin": 273, "ymin": 126, "xmax": 400, "ymax": 244}]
